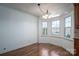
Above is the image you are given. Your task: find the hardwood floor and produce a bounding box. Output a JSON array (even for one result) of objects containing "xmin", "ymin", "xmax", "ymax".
[{"xmin": 0, "ymin": 43, "xmax": 72, "ymax": 56}]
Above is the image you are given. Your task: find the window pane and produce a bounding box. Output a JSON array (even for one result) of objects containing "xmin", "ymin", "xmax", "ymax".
[
  {"xmin": 42, "ymin": 22, "xmax": 47, "ymax": 35},
  {"xmin": 52, "ymin": 20, "xmax": 60, "ymax": 34},
  {"xmin": 64, "ymin": 16, "xmax": 71, "ymax": 38},
  {"xmin": 56, "ymin": 20, "xmax": 60, "ymax": 27},
  {"xmin": 65, "ymin": 16, "xmax": 71, "ymax": 27},
  {"xmin": 42, "ymin": 22, "xmax": 47, "ymax": 28},
  {"xmin": 52, "ymin": 21, "xmax": 56, "ymax": 27}
]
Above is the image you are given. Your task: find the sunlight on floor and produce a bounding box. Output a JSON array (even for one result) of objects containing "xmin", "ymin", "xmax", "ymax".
[
  {"xmin": 41, "ymin": 48, "xmax": 49, "ymax": 56},
  {"xmin": 50, "ymin": 51, "xmax": 59, "ymax": 56},
  {"xmin": 41, "ymin": 48, "xmax": 59, "ymax": 56}
]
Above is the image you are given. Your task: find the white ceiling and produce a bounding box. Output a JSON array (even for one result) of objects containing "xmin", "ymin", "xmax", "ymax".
[{"xmin": 0, "ymin": 3, "xmax": 74, "ymax": 17}]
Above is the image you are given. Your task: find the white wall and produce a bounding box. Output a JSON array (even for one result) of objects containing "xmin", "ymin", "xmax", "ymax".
[
  {"xmin": 0, "ymin": 6, "xmax": 37, "ymax": 54},
  {"xmin": 0, "ymin": 5, "xmax": 74, "ymax": 55},
  {"xmin": 38, "ymin": 11, "xmax": 74, "ymax": 54}
]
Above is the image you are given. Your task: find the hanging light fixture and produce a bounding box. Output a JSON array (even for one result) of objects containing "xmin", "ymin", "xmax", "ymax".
[
  {"xmin": 37, "ymin": 4, "xmax": 60, "ymax": 19},
  {"xmin": 37, "ymin": 3, "xmax": 49, "ymax": 19}
]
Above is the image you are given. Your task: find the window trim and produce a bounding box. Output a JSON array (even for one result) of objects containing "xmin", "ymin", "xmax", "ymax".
[
  {"xmin": 41, "ymin": 21, "xmax": 48, "ymax": 36},
  {"xmin": 51, "ymin": 20, "xmax": 60, "ymax": 35},
  {"xmin": 64, "ymin": 16, "xmax": 72, "ymax": 39}
]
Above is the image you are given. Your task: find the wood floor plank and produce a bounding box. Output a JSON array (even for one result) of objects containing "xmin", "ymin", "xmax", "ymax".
[{"xmin": 0, "ymin": 43, "xmax": 72, "ymax": 56}]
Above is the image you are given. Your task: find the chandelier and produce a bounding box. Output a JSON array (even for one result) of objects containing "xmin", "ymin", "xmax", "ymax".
[{"xmin": 37, "ymin": 4, "xmax": 60, "ymax": 19}]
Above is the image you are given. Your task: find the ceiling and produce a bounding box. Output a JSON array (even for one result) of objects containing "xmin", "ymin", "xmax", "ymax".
[{"xmin": 0, "ymin": 3, "xmax": 74, "ymax": 17}]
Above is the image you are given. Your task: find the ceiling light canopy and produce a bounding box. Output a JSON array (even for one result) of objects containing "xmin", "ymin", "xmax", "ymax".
[{"xmin": 37, "ymin": 3, "xmax": 60, "ymax": 19}]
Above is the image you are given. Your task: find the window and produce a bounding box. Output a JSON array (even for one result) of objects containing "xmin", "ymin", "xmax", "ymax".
[
  {"xmin": 64, "ymin": 16, "xmax": 72, "ymax": 38},
  {"xmin": 42, "ymin": 22, "xmax": 47, "ymax": 35},
  {"xmin": 52, "ymin": 20, "xmax": 60, "ymax": 35}
]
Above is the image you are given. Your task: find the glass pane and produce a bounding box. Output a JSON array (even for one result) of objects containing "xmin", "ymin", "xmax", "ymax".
[
  {"xmin": 52, "ymin": 21, "xmax": 56, "ymax": 27},
  {"xmin": 42, "ymin": 22, "xmax": 47, "ymax": 28},
  {"xmin": 64, "ymin": 16, "xmax": 71, "ymax": 38},
  {"xmin": 52, "ymin": 20, "xmax": 60, "ymax": 34},
  {"xmin": 56, "ymin": 20, "xmax": 60, "ymax": 27},
  {"xmin": 64, "ymin": 27, "xmax": 71, "ymax": 38},
  {"xmin": 42, "ymin": 22, "xmax": 47, "ymax": 35},
  {"xmin": 65, "ymin": 16, "xmax": 71, "ymax": 27}
]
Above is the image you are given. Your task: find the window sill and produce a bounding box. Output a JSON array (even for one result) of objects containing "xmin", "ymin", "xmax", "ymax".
[
  {"xmin": 64, "ymin": 38, "xmax": 74, "ymax": 41},
  {"xmin": 41, "ymin": 35, "xmax": 74, "ymax": 41}
]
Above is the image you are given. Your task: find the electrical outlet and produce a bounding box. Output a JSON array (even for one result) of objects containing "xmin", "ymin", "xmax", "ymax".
[
  {"xmin": 3, "ymin": 48, "xmax": 6, "ymax": 50},
  {"xmin": 0, "ymin": 48, "xmax": 1, "ymax": 51}
]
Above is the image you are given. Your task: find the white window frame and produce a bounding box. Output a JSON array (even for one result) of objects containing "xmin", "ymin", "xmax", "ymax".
[
  {"xmin": 41, "ymin": 21, "xmax": 48, "ymax": 36},
  {"xmin": 52, "ymin": 20, "xmax": 60, "ymax": 35},
  {"xmin": 64, "ymin": 16, "xmax": 72, "ymax": 39}
]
